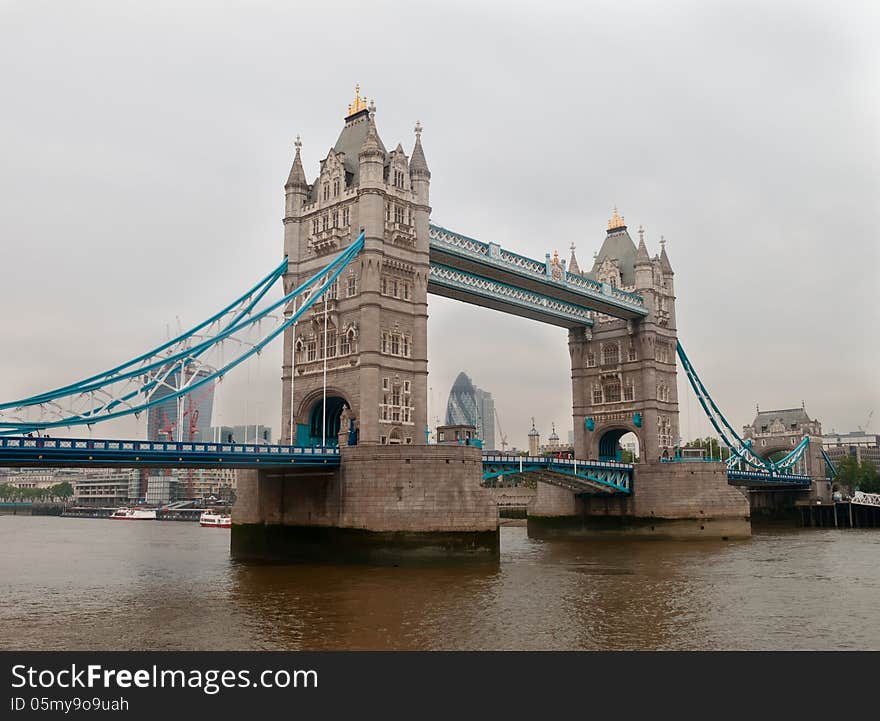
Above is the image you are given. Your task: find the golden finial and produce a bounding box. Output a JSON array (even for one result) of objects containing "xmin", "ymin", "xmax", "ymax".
[
  {"xmin": 553, "ymin": 249, "xmax": 559, "ymax": 263},
  {"xmin": 346, "ymin": 84, "xmax": 368, "ymax": 117},
  {"xmin": 607, "ymin": 206, "xmax": 626, "ymax": 230}
]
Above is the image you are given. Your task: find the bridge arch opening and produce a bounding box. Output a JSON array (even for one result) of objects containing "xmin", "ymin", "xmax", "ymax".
[
  {"xmin": 598, "ymin": 428, "xmax": 641, "ymax": 462},
  {"xmin": 306, "ymin": 395, "xmax": 348, "ymax": 447}
]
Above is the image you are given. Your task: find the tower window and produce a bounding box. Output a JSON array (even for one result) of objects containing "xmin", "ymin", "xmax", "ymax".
[
  {"xmin": 604, "ymin": 381, "xmax": 621, "ymax": 403},
  {"xmin": 628, "ymin": 346, "xmax": 637, "ymax": 362},
  {"xmin": 624, "ymin": 383, "xmax": 634, "ymax": 402},
  {"xmin": 602, "ymin": 343, "xmax": 620, "ymax": 365},
  {"xmin": 592, "ymin": 388, "xmax": 603, "ymax": 405},
  {"xmin": 346, "ymin": 273, "xmax": 357, "ymax": 297},
  {"xmin": 586, "ymin": 352, "xmax": 596, "ymax": 368},
  {"xmin": 333, "ymin": 179, "xmax": 340, "ymax": 197},
  {"xmin": 342, "ymin": 207, "xmax": 350, "ymax": 226}
]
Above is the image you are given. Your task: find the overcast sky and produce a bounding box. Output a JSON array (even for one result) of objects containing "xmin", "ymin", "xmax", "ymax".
[{"xmin": 1, "ymin": 0, "xmax": 877, "ymax": 448}]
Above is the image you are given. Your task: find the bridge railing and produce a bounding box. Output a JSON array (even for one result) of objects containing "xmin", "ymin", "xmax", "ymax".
[
  {"xmin": 0, "ymin": 436, "xmax": 340, "ymax": 457},
  {"xmin": 481, "ymin": 453, "xmax": 633, "ymax": 471},
  {"xmin": 851, "ymin": 491, "xmax": 880, "ymax": 507},
  {"xmin": 429, "ymin": 225, "xmax": 645, "ymax": 311}
]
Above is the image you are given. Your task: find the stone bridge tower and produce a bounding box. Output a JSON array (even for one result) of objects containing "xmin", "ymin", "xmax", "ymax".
[
  {"xmin": 570, "ymin": 210, "xmax": 680, "ymax": 462},
  {"xmin": 280, "ymin": 88, "xmax": 431, "ymax": 447}
]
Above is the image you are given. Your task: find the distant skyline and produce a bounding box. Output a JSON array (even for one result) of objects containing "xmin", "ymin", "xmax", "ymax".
[{"xmin": 0, "ymin": 1, "xmax": 877, "ymax": 449}]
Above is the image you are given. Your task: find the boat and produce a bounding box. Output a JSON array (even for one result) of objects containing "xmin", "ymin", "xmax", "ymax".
[
  {"xmin": 109, "ymin": 507, "xmax": 157, "ymax": 520},
  {"xmin": 199, "ymin": 511, "xmax": 232, "ymax": 528}
]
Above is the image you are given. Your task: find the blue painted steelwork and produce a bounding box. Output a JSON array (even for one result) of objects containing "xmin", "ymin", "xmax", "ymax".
[
  {"xmin": 726, "ymin": 468, "xmax": 811, "ymax": 487},
  {"xmin": 0, "ymin": 436, "xmax": 340, "ymax": 469},
  {"xmin": 0, "ymin": 233, "xmax": 365, "ymax": 435},
  {"xmin": 676, "ymin": 340, "xmax": 811, "ymax": 474},
  {"xmin": 428, "ymin": 263, "xmax": 595, "ymax": 327},
  {"xmin": 481, "ymin": 453, "xmax": 632, "ymax": 494},
  {"xmin": 821, "ymin": 448, "xmax": 837, "ymax": 478},
  {"xmin": 428, "ymin": 224, "xmax": 648, "ymax": 318},
  {"xmin": 1, "ymin": 259, "xmax": 288, "ymax": 409}
]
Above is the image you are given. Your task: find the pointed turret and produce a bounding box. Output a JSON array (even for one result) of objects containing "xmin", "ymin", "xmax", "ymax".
[
  {"xmin": 284, "ymin": 135, "xmax": 309, "ymax": 218},
  {"xmin": 358, "ymin": 105, "xmax": 385, "ymax": 188},
  {"xmin": 359, "ymin": 110, "xmax": 384, "ymax": 160},
  {"xmin": 410, "ymin": 121, "xmax": 431, "ymax": 180},
  {"xmin": 568, "ymin": 243, "xmax": 581, "ymax": 275},
  {"xmin": 659, "ymin": 236, "xmax": 673, "ymax": 275},
  {"xmin": 410, "ymin": 121, "xmax": 431, "ymax": 206},
  {"xmin": 285, "ymin": 135, "xmax": 309, "ymax": 190},
  {"xmin": 635, "ymin": 225, "xmax": 651, "ymax": 267},
  {"xmin": 633, "ymin": 225, "xmax": 652, "ymax": 290}
]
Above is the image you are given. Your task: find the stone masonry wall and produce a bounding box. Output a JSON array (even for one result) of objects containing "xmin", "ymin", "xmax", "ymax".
[{"xmin": 233, "ymin": 446, "xmax": 498, "ymax": 533}]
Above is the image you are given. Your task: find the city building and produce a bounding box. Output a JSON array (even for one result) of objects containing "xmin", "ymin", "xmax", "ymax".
[
  {"xmin": 146, "ymin": 367, "xmax": 215, "ymax": 442},
  {"xmin": 539, "ymin": 423, "xmax": 574, "ymax": 458},
  {"xmin": 742, "ymin": 405, "xmax": 822, "ymax": 459},
  {"xmin": 444, "ymin": 372, "xmax": 496, "ymax": 449},
  {"xmin": 146, "ymin": 475, "xmax": 178, "ymax": 506},
  {"xmin": 435, "ymin": 424, "xmax": 479, "ymax": 446},
  {"xmin": 209, "ymin": 425, "xmax": 273, "ymax": 444},
  {"xmin": 73, "ymin": 470, "xmax": 138, "ymax": 507},
  {"xmin": 528, "ymin": 418, "xmax": 540, "ymax": 457},
  {"xmin": 823, "ymin": 431, "xmax": 880, "ymax": 469}
]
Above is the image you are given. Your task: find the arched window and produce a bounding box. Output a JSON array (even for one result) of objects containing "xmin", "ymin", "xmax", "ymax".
[
  {"xmin": 604, "ymin": 381, "xmax": 621, "ymax": 403},
  {"xmin": 602, "ymin": 343, "xmax": 619, "ymax": 365}
]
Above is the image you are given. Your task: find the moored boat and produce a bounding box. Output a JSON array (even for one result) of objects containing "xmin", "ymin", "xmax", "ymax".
[
  {"xmin": 109, "ymin": 507, "xmax": 157, "ymax": 520},
  {"xmin": 199, "ymin": 511, "xmax": 232, "ymax": 528}
]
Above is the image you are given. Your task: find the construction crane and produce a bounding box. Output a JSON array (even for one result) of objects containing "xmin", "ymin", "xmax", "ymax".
[
  {"xmin": 153, "ymin": 381, "xmax": 216, "ymax": 442},
  {"xmin": 858, "ymin": 410, "xmax": 874, "ymax": 433},
  {"xmin": 494, "ymin": 407, "xmax": 509, "ymax": 452}
]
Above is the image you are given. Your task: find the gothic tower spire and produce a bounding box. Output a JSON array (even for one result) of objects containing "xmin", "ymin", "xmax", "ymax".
[{"xmin": 568, "ymin": 242, "xmax": 581, "ymax": 275}]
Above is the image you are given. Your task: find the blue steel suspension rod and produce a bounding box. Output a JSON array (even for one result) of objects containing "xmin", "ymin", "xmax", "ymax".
[
  {"xmin": 677, "ymin": 341, "xmax": 810, "ymax": 472},
  {"xmin": 676, "ymin": 341, "xmax": 751, "ymax": 448},
  {"xmin": 676, "ymin": 341, "xmax": 772, "ymax": 471},
  {"xmin": 1, "ymin": 258, "xmax": 288, "ymax": 408},
  {"xmin": 1, "ymin": 234, "xmax": 365, "ymax": 434},
  {"xmin": 0, "ymin": 235, "xmax": 363, "ymax": 412}
]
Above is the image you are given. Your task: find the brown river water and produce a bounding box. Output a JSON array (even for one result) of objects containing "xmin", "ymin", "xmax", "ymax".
[{"xmin": 1, "ymin": 516, "xmax": 878, "ymax": 650}]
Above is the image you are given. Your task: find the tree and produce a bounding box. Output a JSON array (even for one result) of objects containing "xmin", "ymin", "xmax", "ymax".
[
  {"xmin": 835, "ymin": 454, "xmax": 880, "ymax": 494},
  {"xmin": 49, "ymin": 481, "xmax": 74, "ymax": 500},
  {"xmin": 683, "ymin": 437, "xmax": 730, "ymax": 461}
]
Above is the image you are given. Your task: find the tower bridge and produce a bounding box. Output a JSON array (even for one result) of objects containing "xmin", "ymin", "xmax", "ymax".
[{"xmin": 0, "ymin": 89, "xmax": 829, "ymax": 558}]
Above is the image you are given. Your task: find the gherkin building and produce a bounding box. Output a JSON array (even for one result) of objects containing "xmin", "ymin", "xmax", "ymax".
[{"xmin": 444, "ymin": 372, "xmax": 495, "ymax": 450}]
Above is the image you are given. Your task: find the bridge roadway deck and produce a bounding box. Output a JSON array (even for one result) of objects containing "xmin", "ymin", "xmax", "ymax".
[
  {"xmin": 481, "ymin": 453, "xmax": 633, "ymax": 494},
  {"xmin": 428, "ymin": 224, "xmax": 648, "ymax": 325},
  {"xmin": 725, "ymin": 468, "xmax": 812, "ymax": 489},
  {"xmin": 0, "ymin": 436, "xmax": 340, "ymax": 469}
]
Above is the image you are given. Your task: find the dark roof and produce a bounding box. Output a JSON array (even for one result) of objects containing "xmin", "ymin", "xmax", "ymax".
[
  {"xmin": 332, "ymin": 109, "xmax": 387, "ymax": 183},
  {"xmin": 589, "ymin": 227, "xmax": 638, "ymax": 286},
  {"xmin": 749, "ymin": 407, "xmax": 813, "ymax": 429}
]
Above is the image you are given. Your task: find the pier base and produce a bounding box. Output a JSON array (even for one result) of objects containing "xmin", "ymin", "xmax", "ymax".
[
  {"xmin": 528, "ymin": 461, "xmax": 751, "ymax": 539},
  {"xmin": 231, "ymin": 445, "xmax": 499, "ymax": 562}
]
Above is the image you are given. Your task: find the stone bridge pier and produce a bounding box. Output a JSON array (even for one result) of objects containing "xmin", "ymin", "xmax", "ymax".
[
  {"xmin": 528, "ymin": 462, "xmax": 751, "ymax": 539},
  {"xmin": 231, "ymin": 445, "xmax": 499, "ymax": 562}
]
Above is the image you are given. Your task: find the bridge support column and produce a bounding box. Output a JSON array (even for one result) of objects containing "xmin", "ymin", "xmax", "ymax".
[
  {"xmin": 231, "ymin": 445, "xmax": 499, "ymax": 562},
  {"xmin": 528, "ymin": 462, "xmax": 751, "ymax": 539}
]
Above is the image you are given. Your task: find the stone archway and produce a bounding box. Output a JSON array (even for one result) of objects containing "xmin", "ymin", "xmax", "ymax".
[
  {"xmin": 592, "ymin": 425, "xmax": 643, "ymax": 462},
  {"xmin": 296, "ymin": 388, "xmax": 352, "ymax": 447}
]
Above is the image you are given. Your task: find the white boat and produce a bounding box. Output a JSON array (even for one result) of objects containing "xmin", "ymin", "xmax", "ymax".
[
  {"xmin": 199, "ymin": 511, "xmax": 231, "ymax": 528},
  {"xmin": 109, "ymin": 507, "xmax": 157, "ymax": 520}
]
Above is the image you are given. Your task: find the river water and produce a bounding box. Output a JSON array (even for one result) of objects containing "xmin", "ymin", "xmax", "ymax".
[{"xmin": 2, "ymin": 516, "xmax": 878, "ymax": 650}]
